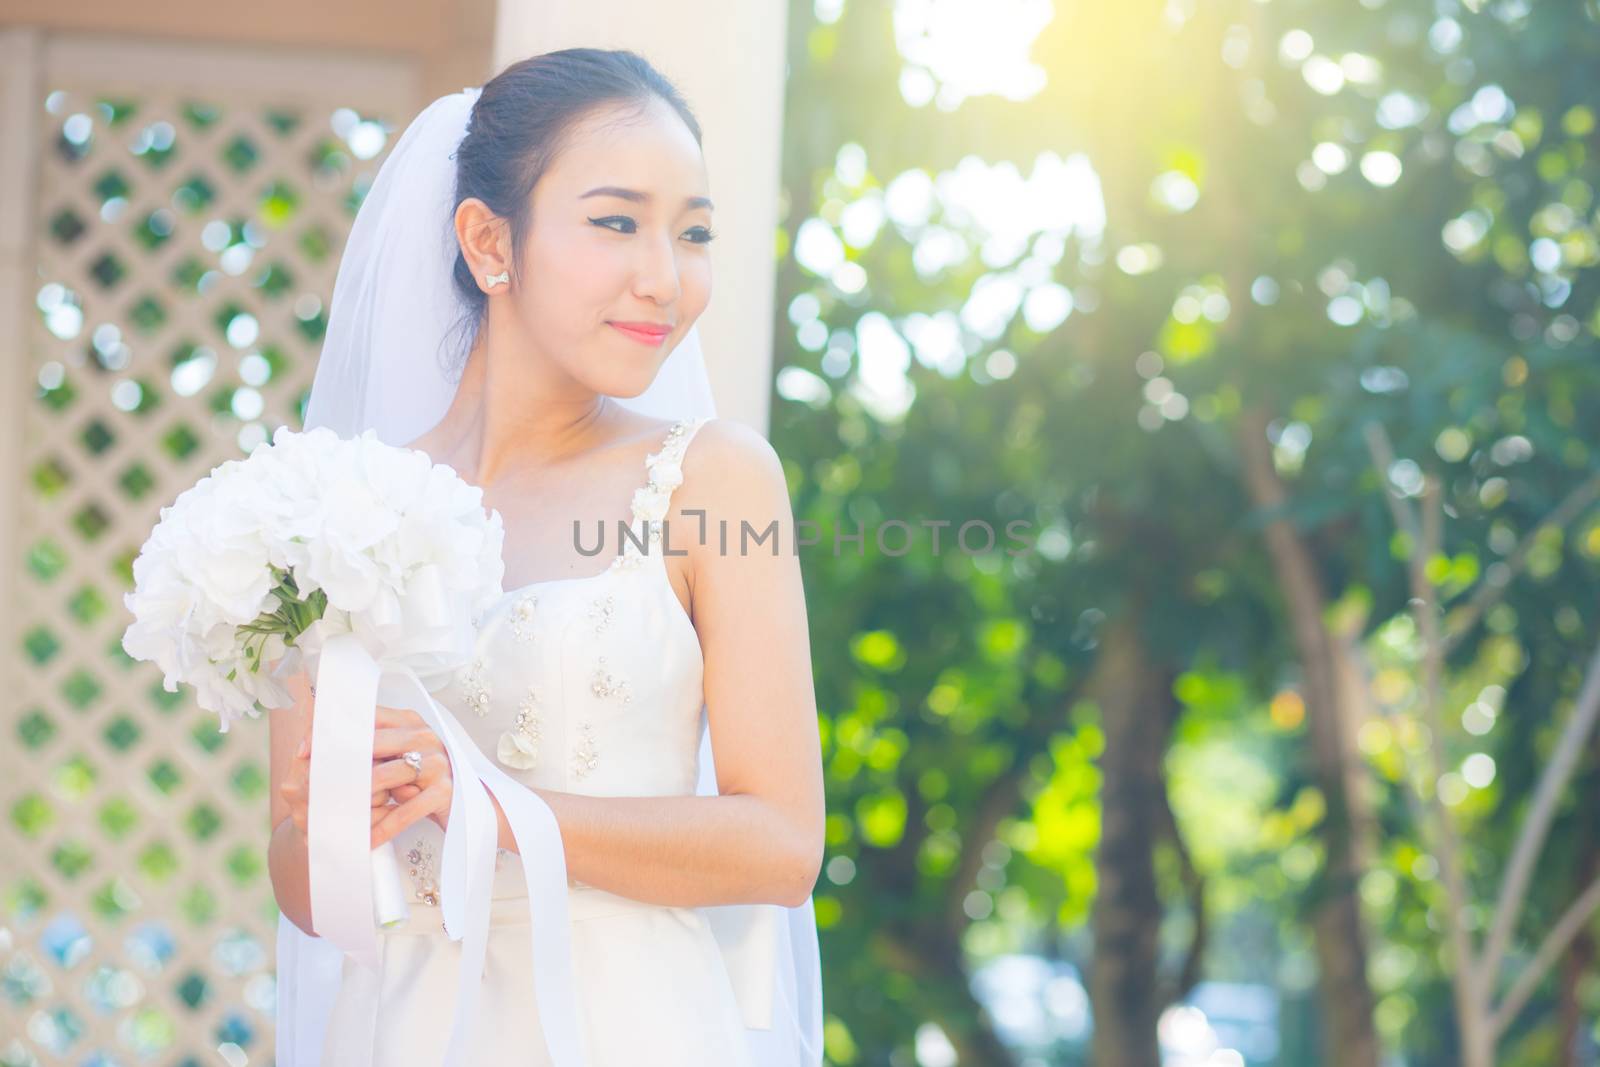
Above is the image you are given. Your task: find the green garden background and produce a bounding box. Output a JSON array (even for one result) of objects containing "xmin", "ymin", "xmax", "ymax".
[{"xmin": 773, "ymin": 2, "xmax": 1600, "ymax": 1065}]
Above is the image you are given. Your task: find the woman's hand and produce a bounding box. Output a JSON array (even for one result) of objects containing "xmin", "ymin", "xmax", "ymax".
[
  {"xmin": 368, "ymin": 706, "xmax": 455, "ymax": 848},
  {"xmin": 278, "ymin": 702, "xmax": 455, "ymax": 849}
]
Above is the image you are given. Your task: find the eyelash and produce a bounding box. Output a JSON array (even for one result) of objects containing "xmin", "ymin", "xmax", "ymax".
[{"xmin": 589, "ymin": 216, "xmax": 717, "ymax": 244}]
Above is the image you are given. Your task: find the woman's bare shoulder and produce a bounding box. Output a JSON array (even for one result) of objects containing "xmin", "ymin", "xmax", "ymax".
[
  {"xmin": 674, "ymin": 418, "xmax": 794, "ymax": 547},
  {"xmin": 682, "ymin": 417, "xmax": 783, "ymax": 478}
]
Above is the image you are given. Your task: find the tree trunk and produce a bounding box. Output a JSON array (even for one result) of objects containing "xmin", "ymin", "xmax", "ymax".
[
  {"xmin": 1238, "ymin": 407, "xmax": 1381, "ymax": 1067},
  {"xmin": 1088, "ymin": 606, "xmax": 1179, "ymax": 1067},
  {"xmin": 873, "ymin": 926, "xmax": 1019, "ymax": 1066}
]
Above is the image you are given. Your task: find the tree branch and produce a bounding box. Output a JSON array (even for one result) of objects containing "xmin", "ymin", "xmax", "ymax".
[
  {"xmin": 941, "ymin": 671, "xmax": 1089, "ymax": 938},
  {"xmin": 1481, "ymin": 637, "xmax": 1600, "ymax": 987},
  {"xmin": 1438, "ymin": 471, "xmax": 1600, "ymax": 659},
  {"xmin": 1491, "ymin": 870, "xmax": 1600, "ymax": 1039},
  {"xmin": 1155, "ymin": 762, "xmax": 1208, "ymax": 1005},
  {"xmin": 1363, "ymin": 422, "xmax": 1479, "ymax": 984},
  {"xmin": 1361, "ymin": 421, "xmax": 1421, "ymax": 547},
  {"xmin": 943, "ymin": 740, "xmax": 1038, "ymax": 936}
]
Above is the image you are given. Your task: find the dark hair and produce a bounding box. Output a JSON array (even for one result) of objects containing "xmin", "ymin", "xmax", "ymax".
[{"xmin": 444, "ymin": 48, "xmax": 703, "ymax": 371}]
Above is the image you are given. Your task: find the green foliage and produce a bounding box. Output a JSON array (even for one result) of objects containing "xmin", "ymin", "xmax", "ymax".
[{"xmin": 776, "ymin": 0, "xmax": 1600, "ymax": 1061}]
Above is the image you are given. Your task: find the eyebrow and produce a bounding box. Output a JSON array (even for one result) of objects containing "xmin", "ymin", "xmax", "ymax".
[{"xmin": 579, "ymin": 185, "xmax": 714, "ymax": 212}]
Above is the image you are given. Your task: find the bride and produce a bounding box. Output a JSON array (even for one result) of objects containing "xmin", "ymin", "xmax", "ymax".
[{"xmin": 265, "ymin": 49, "xmax": 826, "ymax": 1066}]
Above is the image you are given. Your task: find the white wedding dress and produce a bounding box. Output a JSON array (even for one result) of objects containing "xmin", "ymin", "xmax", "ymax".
[{"xmin": 317, "ymin": 415, "xmax": 772, "ymax": 1065}]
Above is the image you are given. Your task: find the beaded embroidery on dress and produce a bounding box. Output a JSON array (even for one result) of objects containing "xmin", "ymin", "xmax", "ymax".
[{"xmin": 318, "ymin": 415, "xmax": 759, "ymax": 1067}]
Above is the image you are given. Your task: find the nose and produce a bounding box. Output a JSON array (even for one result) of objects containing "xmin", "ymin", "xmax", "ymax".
[{"xmin": 631, "ymin": 228, "xmax": 683, "ymax": 306}]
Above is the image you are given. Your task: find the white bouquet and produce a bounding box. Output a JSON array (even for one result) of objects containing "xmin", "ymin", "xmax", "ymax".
[{"xmin": 121, "ymin": 426, "xmax": 505, "ymax": 941}]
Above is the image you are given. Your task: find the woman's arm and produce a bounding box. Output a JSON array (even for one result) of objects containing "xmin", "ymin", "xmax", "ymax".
[
  {"xmin": 267, "ymin": 669, "xmax": 317, "ymax": 935},
  {"xmin": 486, "ymin": 419, "xmax": 826, "ymax": 909}
]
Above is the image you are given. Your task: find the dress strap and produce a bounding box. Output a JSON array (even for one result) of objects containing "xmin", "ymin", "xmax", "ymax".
[{"xmin": 625, "ymin": 416, "xmax": 711, "ymax": 554}]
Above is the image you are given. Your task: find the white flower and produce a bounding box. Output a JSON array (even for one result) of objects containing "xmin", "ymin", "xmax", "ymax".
[
  {"xmin": 631, "ymin": 485, "xmax": 672, "ymax": 523},
  {"xmin": 121, "ymin": 427, "xmax": 506, "ymax": 731},
  {"xmin": 646, "ymin": 455, "xmax": 684, "ymax": 493},
  {"xmin": 496, "ymin": 730, "xmax": 540, "ymax": 770}
]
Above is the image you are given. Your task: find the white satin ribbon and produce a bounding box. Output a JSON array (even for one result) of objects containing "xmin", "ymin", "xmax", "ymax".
[
  {"xmin": 306, "ymin": 634, "xmax": 383, "ymax": 972},
  {"xmin": 451, "ymin": 714, "xmax": 588, "ymax": 1064},
  {"xmin": 302, "ymin": 567, "xmax": 590, "ymax": 1067},
  {"xmin": 705, "ymin": 903, "xmax": 780, "ymax": 1030}
]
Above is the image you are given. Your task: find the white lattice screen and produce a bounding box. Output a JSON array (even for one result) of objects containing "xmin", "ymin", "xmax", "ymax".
[{"xmin": 1, "ymin": 34, "xmax": 415, "ymax": 1067}]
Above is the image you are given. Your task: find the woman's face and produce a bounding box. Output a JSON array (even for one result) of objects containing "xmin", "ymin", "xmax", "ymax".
[{"xmin": 512, "ymin": 97, "xmax": 714, "ymax": 399}]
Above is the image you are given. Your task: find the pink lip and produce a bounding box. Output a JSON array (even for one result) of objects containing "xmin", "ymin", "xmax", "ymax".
[{"xmin": 609, "ymin": 321, "xmax": 672, "ymax": 345}]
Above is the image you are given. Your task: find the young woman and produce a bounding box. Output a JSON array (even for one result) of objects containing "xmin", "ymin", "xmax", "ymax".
[{"xmin": 266, "ymin": 49, "xmax": 825, "ymax": 1066}]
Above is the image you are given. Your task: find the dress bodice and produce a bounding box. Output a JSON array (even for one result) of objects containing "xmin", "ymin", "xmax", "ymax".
[{"xmin": 399, "ymin": 416, "xmax": 712, "ymax": 906}]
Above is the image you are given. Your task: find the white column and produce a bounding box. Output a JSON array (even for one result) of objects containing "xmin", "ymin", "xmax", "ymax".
[
  {"xmin": 492, "ymin": 3, "xmax": 788, "ymax": 434},
  {"xmin": 0, "ymin": 28, "xmax": 42, "ymax": 669}
]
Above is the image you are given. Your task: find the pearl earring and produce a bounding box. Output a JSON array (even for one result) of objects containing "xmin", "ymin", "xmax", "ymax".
[{"xmin": 483, "ymin": 269, "xmax": 509, "ymax": 288}]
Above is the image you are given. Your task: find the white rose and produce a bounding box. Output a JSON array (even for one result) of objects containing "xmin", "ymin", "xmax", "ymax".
[
  {"xmin": 122, "ymin": 425, "xmax": 510, "ymax": 727},
  {"xmin": 632, "ymin": 485, "xmax": 671, "ymax": 523},
  {"xmin": 648, "ymin": 457, "xmax": 684, "ymax": 492}
]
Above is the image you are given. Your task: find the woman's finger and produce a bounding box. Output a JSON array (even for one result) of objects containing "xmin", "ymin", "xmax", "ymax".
[
  {"xmin": 372, "ymin": 752, "xmax": 445, "ymax": 793},
  {"xmin": 373, "ymin": 705, "xmax": 425, "ymax": 731},
  {"xmin": 371, "ymin": 726, "xmax": 443, "ymax": 759},
  {"xmin": 371, "ymin": 779, "xmax": 452, "ymax": 848}
]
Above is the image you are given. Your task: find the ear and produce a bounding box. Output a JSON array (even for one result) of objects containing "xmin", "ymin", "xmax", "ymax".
[{"xmin": 454, "ymin": 197, "xmax": 511, "ymax": 291}]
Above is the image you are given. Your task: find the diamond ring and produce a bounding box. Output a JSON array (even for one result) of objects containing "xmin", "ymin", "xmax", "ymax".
[{"xmin": 401, "ymin": 750, "xmax": 423, "ymax": 778}]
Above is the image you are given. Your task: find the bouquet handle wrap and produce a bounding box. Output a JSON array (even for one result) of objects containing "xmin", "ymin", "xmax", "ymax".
[
  {"xmin": 307, "ymin": 641, "xmax": 409, "ymax": 943},
  {"xmin": 369, "ymin": 841, "xmax": 408, "ymax": 928},
  {"xmin": 304, "ymin": 631, "xmax": 588, "ymax": 1067}
]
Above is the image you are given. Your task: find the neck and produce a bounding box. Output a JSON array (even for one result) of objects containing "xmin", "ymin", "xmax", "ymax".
[{"xmin": 438, "ymin": 331, "xmax": 609, "ymax": 488}]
